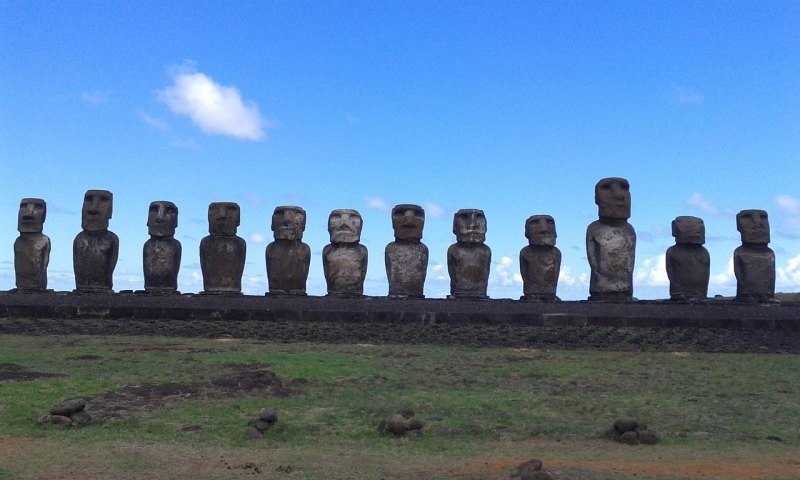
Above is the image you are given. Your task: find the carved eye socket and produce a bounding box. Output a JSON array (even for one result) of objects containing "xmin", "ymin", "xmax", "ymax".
[
  {"xmin": 149, "ymin": 205, "xmax": 159, "ymax": 213},
  {"xmin": 476, "ymin": 213, "xmax": 485, "ymax": 221},
  {"xmin": 166, "ymin": 207, "xmax": 177, "ymax": 215},
  {"xmin": 547, "ymin": 218, "xmax": 554, "ymax": 225}
]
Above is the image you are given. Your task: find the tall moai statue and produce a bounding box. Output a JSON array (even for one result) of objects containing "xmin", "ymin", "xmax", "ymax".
[
  {"xmin": 519, "ymin": 215, "xmax": 561, "ymax": 302},
  {"xmin": 143, "ymin": 201, "xmax": 182, "ymax": 294},
  {"xmin": 447, "ymin": 209, "xmax": 491, "ymax": 299},
  {"xmin": 74, "ymin": 190, "xmax": 118, "ymax": 293},
  {"xmin": 200, "ymin": 202, "xmax": 246, "ymax": 294},
  {"xmin": 385, "ymin": 204, "xmax": 428, "ymax": 298},
  {"xmin": 266, "ymin": 206, "xmax": 311, "ymax": 295},
  {"xmin": 734, "ymin": 209, "xmax": 775, "ymax": 303},
  {"xmin": 323, "ymin": 209, "xmax": 368, "ymax": 297},
  {"xmin": 586, "ymin": 177, "xmax": 636, "ymax": 302},
  {"xmin": 666, "ymin": 216, "xmax": 709, "ymax": 301},
  {"xmin": 14, "ymin": 198, "xmax": 50, "ymax": 292}
]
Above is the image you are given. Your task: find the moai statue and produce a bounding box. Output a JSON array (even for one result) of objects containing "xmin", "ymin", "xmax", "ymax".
[
  {"xmin": 519, "ymin": 215, "xmax": 561, "ymax": 302},
  {"xmin": 74, "ymin": 190, "xmax": 118, "ymax": 293},
  {"xmin": 14, "ymin": 198, "xmax": 50, "ymax": 292},
  {"xmin": 666, "ymin": 216, "xmax": 710, "ymax": 301},
  {"xmin": 586, "ymin": 177, "xmax": 636, "ymax": 302},
  {"xmin": 200, "ymin": 202, "xmax": 246, "ymax": 294},
  {"xmin": 266, "ymin": 206, "xmax": 311, "ymax": 295},
  {"xmin": 142, "ymin": 201, "xmax": 181, "ymax": 294},
  {"xmin": 447, "ymin": 209, "xmax": 491, "ymax": 299},
  {"xmin": 323, "ymin": 209, "xmax": 368, "ymax": 297},
  {"xmin": 385, "ymin": 204, "xmax": 429, "ymax": 298},
  {"xmin": 734, "ymin": 209, "xmax": 775, "ymax": 303}
]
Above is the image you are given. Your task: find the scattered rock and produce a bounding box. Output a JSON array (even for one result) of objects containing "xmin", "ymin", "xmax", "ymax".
[
  {"xmin": 180, "ymin": 424, "xmax": 203, "ymax": 433},
  {"xmin": 607, "ymin": 418, "xmax": 659, "ymax": 445},
  {"xmin": 259, "ymin": 408, "xmax": 278, "ymax": 423},
  {"xmin": 50, "ymin": 415, "xmax": 73, "ymax": 427},
  {"xmin": 511, "ymin": 458, "xmax": 553, "ymax": 480},
  {"xmin": 380, "ymin": 410, "xmax": 425, "ymax": 437},
  {"xmin": 620, "ymin": 431, "xmax": 639, "ymax": 445},
  {"xmin": 387, "ymin": 414, "xmax": 408, "ymax": 435},
  {"xmin": 244, "ymin": 426, "xmax": 262, "ymax": 439},
  {"xmin": 71, "ymin": 410, "xmax": 92, "ymax": 426},
  {"xmin": 639, "ymin": 430, "xmax": 659, "ymax": 445},
  {"xmin": 245, "ymin": 407, "xmax": 279, "ymax": 437},
  {"xmin": 50, "ymin": 398, "xmax": 86, "ymax": 416},
  {"xmin": 613, "ymin": 418, "xmax": 639, "ymax": 434}
]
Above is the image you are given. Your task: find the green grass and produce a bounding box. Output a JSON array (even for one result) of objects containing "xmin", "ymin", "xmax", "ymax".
[{"xmin": 0, "ymin": 335, "xmax": 799, "ymax": 479}]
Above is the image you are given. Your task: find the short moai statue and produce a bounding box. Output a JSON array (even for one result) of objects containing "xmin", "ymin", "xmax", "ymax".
[
  {"xmin": 385, "ymin": 204, "xmax": 428, "ymax": 298},
  {"xmin": 200, "ymin": 202, "xmax": 246, "ymax": 294},
  {"xmin": 666, "ymin": 216, "xmax": 709, "ymax": 301},
  {"xmin": 14, "ymin": 198, "xmax": 50, "ymax": 292},
  {"xmin": 143, "ymin": 201, "xmax": 181, "ymax": 294},
  {"xmin": 519, "ymin": 215, "xmax": 561, "ymax": 302},
  {"xmin": 323, "ymin": 209, "xmax": 368, "ymax": 297},
  {"xmin": 266, "ymin": 206, "xmax": 311, "ymax": 295},
  {"xmin": 447, "ymin": 209, "xmax": 491, "ymax": 299},
  {"xmin": 586, "ymin": 177, "xmax": 636, "ymax": 302},
  {"xmin": 734, "ymin": 209, "xmax": 775, "ymax": 303},
  {"xmin": 73, "ymin": 190, "xmax": 118, "ymax": 293}
]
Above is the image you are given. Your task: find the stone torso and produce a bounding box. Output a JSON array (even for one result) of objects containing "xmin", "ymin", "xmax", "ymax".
[
  {"xmin": 73, "ymin": 230, "xmax": 119, "ymax": 292},
  {"xmin": 734, "ymin": 245, "xmax": 775, "ymax": 300},
  {"xmin": 323, "ymin": 243, "xmax": 368, "ymax": 296},
  {"xmin": 666, "ymin": 244, "xmax": 710, "ymax": 300},
  {"xmin": 385, "ymin": 241, "xmax": 428, "ymax": 297},
  {"xmin": 200, "ymin": 235, "xmax": 246, "ymax": 293},
  {"xmin": 266, "ymin": 240, "xmax": 311, "ymax": 294},
  {"xmin": 14, "ymin": 233, "xmax": 50, "ymax": 290},
  {"xmin": 143, "ymin": 237, "xmax": 182, "ymax": 291},
  {"xmin": 447, "ymin": 242, "xmax": 491, "ymax": 298},
  {"xmin": 586, "ymin": 220, "xmax": 636, "ymax": 298},
  {"xmin": 519, "ymin": 245, "xmax": 561, "ymax": 299}
]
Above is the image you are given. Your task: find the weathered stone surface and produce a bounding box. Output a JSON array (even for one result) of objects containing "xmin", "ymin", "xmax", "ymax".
[
  {"xmin": 323, "ymin": 209, "xmax": 367, "ymax": 297},
  {"xmin": 266, "ymin": 206, "xmax": 310, "ymax": 295},
  {"xmin": 667, "ymin": 216, "xmax": 710, "ymax": 301},
  {"xmin": 387, "ymin": 414, "xmax": 408, "ymax": 435},
  {"xmin": 613, "ymin": 418, "xmax": 639, "ymax": 433},
  {"xmin": 448, "ymin": 209, "xmax": 491, "ymax": 299},
  {"xmin": 520, "ymin": 215, "xmax": 561, "ymax": 302},
  {"xmin": 638, "ymin": 430, "xmax": 659, "ymax": 444},
  {"xmin": 74, "ymin": 190, "xmax": 118, "ymax": 293},
  {"xmin": 258, "ymin": 408, "xmax": 278, "ymax": 423},
  {"xmin": 244, "ymin": 426, "xmax": 262, "ymax": 438},
  {"xmin": 51, "ymin": 397, "xmax": 86, "ymax": 416},
  {"xmin": 587, "ymin": 178, "xmax": 635, "ymax": 302},
  {"xmin": 620, "ymin": 430, "xmax": 639, "ymax": 444},
  {"xmin": 200, "ymin": 202, "xmax": 245, "ymax": 294},
  {"xmin": 735, "ymin": 209, "xmax": 775, "ymax": 303},
  {"xmin": 50, "ymin": 415, "xmax": 73, "ymax": 427},
  {"xmin": 513, "ymin": 459, "xmax": 554, "ymax": 480},
  {"xmin": 385, "ymin": 204, "xmax": 428, "ymax": 298},
  {"xmin": 70, "ymin": 410, "xmax": 92, "ymax": 426},
  {"xmin": 14, "ymin": 198, "xmax": 50, "ymax": 291},
  {"xmin": 143, "ymin": 201, "xmax": 181, "ymax": 293},
  {"xmin": 254, "ymin": 419, "xmax": 272, "ymax": 432}
]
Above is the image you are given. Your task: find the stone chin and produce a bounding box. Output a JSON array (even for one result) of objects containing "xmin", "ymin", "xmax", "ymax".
[
  {"xmin": 530, "ymin": 234, "xmax": 556, "ymax": 247},
  {"xmin": 394, "ymin": 227, "xmax": 423, "ymax": 241},
  {"xmin": 598, "ymin": 205, "xmax": 631, "ymax": 220},
  {"xmin": 18, "ymin": 222, "xmax": 43, "ymax": 234},
  {"xmin": 274, "ymin": 227, "xmax": 302, "ymax": 241},
  {"xmin": 148, "ymin": 225, "xmax": 176, "ymax": 237},
  {"xmin": 331, "ymin": 230, "xmax": 360, "ymax": 244},
  {"xmin": 82, "ymin": 218, "xmax": 109, "ymax": 232}
]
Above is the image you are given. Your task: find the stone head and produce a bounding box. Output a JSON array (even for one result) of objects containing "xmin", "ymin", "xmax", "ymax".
[
  {"xmin": 391, "ymin": 204, "xmax": 425, "ymax": 241},
  {"xmin": 18, "ymin": 198, "xmax": 46, "ymax": 233},
  {"xmin": 272, "ymin": 205, "xmax": 306, "ymax": 241},
  {"xmin": 737, "ymin": 209, "xmax": 770, "ymax": 245},
  {"xmin": 328, "ymin": 209, "xmax": 363, "ymax": 243},
  {"xmin": 595, "ymin": 177, "xmax": 631, "ymax": 220},
  {"xmin": 147, "ymin": 201, "xmax": 178, "ymax": 237},
  {"xmin": 81, "ymin": 189, "xmax": 113, "ymax": 232},
  {"xmin": 453, "ymin": 209, "xmax": 487, "ymax": 243},
  {"xmin": 672, "ymin": 216, "xmax": 705, "ymax": 245},
  {"xmin": 208, "ymin": 202, "xmax": 240, "ymax": 236},
  {"xmin": 525, "ymin": 215, "xmax": 557, "ymax": 246}
]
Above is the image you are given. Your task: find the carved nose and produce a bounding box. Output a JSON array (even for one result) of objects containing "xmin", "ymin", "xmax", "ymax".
[{"xmin": 156, "ymin": 205, "xmax": 166, "ymax": 222}]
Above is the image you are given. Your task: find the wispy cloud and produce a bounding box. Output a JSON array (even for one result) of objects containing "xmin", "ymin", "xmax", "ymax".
[
  {"xmin": 424, "ymin": 201, "xmax": 446, "ymax": 220},
  {"xmin": 157, "ymin": 62, "xmax": 269, "ymax": 141},
  {"xmin": 686, "ymin": 192, "xmax": 719, "ymax": 216},
  {"xmin": 776, "ymin": 194, "xmax": 800, "ymax": 231},
  {"xmin": 634, "ymin": 253, "xmax": 669, "ymax": 287},
  {"xmin": 249, "ymin": 233, "xmax": 267, "ymax": 244},
  {"xmin": 672, "ymin": 86, "xmax": 704, "ymax": 106},
  {"xmin": 493, "ymin": 256, "xmax": 523, "ymax": 287},
  {"xmin": 364, "ymin": 196, "xmax": 390, "ymax": 212},
  {"xmin": 777, "ymin": 253, "xmax": 800, "ymax": 288},
  {"xmin": 80, "ymin": 90, "xmax": 110, "ymax": 106},
  {"xmin": 710, "ymin": 256, "xmax": 735, "ymax": 287},
  {"xmin": 137, "ymin": 109, "xmax": 171, "ymax": 131},
  {"xmin": 558, "ymin": 266, "xmax": 588, "ymax": 287}
]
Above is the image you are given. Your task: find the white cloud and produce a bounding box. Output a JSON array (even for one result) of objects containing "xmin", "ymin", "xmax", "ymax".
[
  {"xmin": 710, "ymin": 256, "xmax": 735, "ymax": 287},
  {"xmin": 80, "ymin": 90, "xmax": 110, "ymax": 106},
  {"xmin": 777, "ymin": 254, "xmax": 800, "ymax": 288},
  {"xmin": 431, "ymin": 263, "xmax": 447, "ymax": 282},
  {"xmin": 157, "ymin": 63, "xmax": 268, "ymax": 141},
  {"xmin": 249, "ymin": 233, "xmax": 267, "ymax": 244},
  {"xmin": 424, "ymin": 201, "xmax": 446, "ymax": 220},
  {"xmin": 137, "ymin": 109, "xmax": 171, "ymax": 131},
  {"xmin": 672, "ymin": 86, "xmax": 704, "ymax": 106},
  {"xmin": 686, "ymin": 192, "xmax": 719, "ymax": 216},
  {"xmin": 558, "ymin": 266, "xmax": 588, "ymax": 287},
  {"xmin": 634, "ymin": 254, "xmax": 669, "ymax": 287},
  {"xmin": 364, "ymin": 196, "xmax": 390, "ymax": 212},
  {"xmin": 493, "ymin": 256, "xmax": 523, "ymax": 287}
]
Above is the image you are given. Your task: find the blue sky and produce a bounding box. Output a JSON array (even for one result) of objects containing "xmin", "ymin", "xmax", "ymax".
[{"xmin": 1, "ymin": 1, "xmax": 799, "ymax": 299}]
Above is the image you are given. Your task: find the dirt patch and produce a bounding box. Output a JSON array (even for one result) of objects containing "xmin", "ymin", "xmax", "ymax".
[
  {"xmin": 67, "ymin": 354, "xmax": 102, "ymax": 360},
  {"xmin": 88, "ymin": 364, "xmax": 296, "ymax": 423},
  {"xmin": 0, "ymin": 363, "xmax": 65, "ymax": 382}
]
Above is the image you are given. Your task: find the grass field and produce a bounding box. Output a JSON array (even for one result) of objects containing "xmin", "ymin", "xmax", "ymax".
[{"xmin": 0, "ymin": 334, "xmax": 798, "ymax": 479}]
